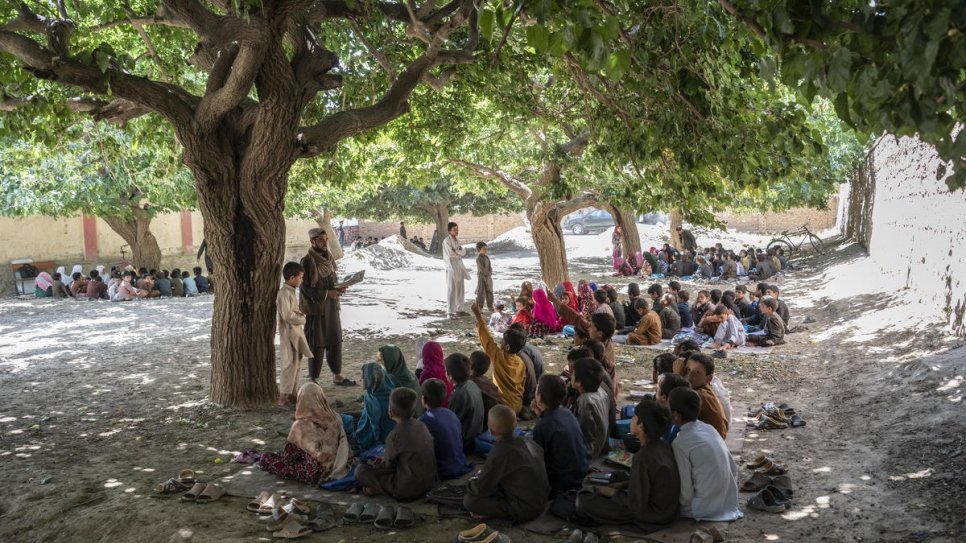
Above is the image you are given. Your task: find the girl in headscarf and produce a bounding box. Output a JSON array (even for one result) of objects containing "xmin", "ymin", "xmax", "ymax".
[
  {"xmin": 519, "ymin": 281, "xmax": 534, "ymax": 305},
  {"xmin": 260, "ymin": 383, "xmax": 352, "ymax": 484},
  {"xmin": 419, "ymin": 341, "xmax": 452, "ymax": 406},
  {"xmin": 34, "ymin": 272, "xmax": 53, "ymax": 298},
  {"xmin": 510, "ymin": 295, "xmax": 533, "ymax": 328},
  {"xmin": 530, "ymin": 288, "xmax": 560, "ymax": 338},
  {"xmin": 563, "ymin": 281, "xmax": 580, "ymax": 313},
  {"xmin": 578, "ymin": 280, "xmax": 597, "ymax": 320},
  {"xmin": 342, "ymin": 362, "xmax": 396, "ymax": 453},
  {"xmin": 379, "ymin": 344, "xmax": 422, "ymax": 414}
]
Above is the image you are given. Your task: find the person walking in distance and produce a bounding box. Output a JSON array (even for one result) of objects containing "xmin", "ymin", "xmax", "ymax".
[
  {"xmin": 300, "ymin": 228, "xmax": 356, "ymax": 387},
  {"xmin": 443, "ymin": 222, "xmax": 471, "ymax": 319}
]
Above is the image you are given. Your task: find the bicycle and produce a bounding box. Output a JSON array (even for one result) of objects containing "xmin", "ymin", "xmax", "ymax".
[{"xmin": 767, "ymin": 224, "xmax": 825, "ymax": 255}]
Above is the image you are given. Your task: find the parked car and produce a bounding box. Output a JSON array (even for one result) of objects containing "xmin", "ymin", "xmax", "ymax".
[
  {"xmin": 563, "ymin": 209, "xmax": 614, "ymax": 235},
  {"xmin": 637, "ymin": 212, "xmax": 669, "ymax": 225}
]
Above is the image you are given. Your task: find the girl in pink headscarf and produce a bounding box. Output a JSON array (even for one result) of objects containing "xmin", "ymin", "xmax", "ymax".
[
  {"xmin": 529, "ymin": 288, "xmax": 560, "ymax": 338},
  {"xmin": 419, "ymin": 341, "xmax": 452, "ymax": 407}
]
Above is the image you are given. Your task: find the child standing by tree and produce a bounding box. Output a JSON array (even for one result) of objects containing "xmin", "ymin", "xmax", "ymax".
[
  {"xmin": 475, "ymin": 242, "xmax": 494, "ymax": 313},
  {"xmin": 277, "ymin": 262, "xmax": 313, "ymax": 406}
]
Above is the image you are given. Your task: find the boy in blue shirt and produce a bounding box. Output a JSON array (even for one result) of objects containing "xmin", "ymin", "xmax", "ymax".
[
  {"xmin": 532, "ymin": 374, "xmax": 589, "ymax": 495},
  {"xmin": 420, "ymin": 379, "xmax": 472, "ymax": 480}
]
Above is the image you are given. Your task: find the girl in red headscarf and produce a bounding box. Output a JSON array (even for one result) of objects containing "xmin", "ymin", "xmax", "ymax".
[{"xmin": 419, "ymin": 341, "xmax": 453, "ymax": 407}]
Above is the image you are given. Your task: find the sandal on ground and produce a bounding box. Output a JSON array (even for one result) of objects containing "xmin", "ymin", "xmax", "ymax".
[
  {"xmin": 771, "ymin": 475, "xmax": 793, "ymax": 497},
  {"xmin": 155, "ymin": 478, "xmax": 187, "ymax": 494},
  {"xmin": 196, "ymin": 483, "xmax": 225, "ymax": 503},
  {"xmin": 266, "ymin": 511, "xmax": 309, "ymax": 532},
  {"xmin": 272, "ymin": 517, "xmax": 312, "ymax": 539},
  {"xmin": 564, "ymin": 529, "xmax": 584, "ymax": 543},
  {"xmin": 342, "ymin": 502, "xmax": 364, "ymax": 523},
  {"xmin": 248, "ymin": 490, "xmax": 272, "ymax": 512},
  {"xmin": 744, "ymin": 455, "xmax": 771, "ymax": 470},
  {"xmin": 757, "ymin": 460, "xmax": 788, "ymax": 476},
  {"xmin": 747, "ymin": 488, "xmax": 786, "ymax": 513},
  {"xmin": 334, "ymin": 378, "xmax": 357, "ymax": 387},
  {"xmin": 180, "ymin": 482, "xmax": 207, "ymax": 502},
  {"xmin": 740, "ymin": 472, "xmax": 773, "ymax": 492},
  {"xmin": 373, "ymin": 505, "xmax": 395, "ymax": 530},
  {"xmin": 479, "ymin": 532, "xmax": 511, "ymax": 543},
  {"xmin": 306, "ymin": 503, "xmax": 338, "ymax": 532},
  {"xmin": 767, "ymin": 482, "xmax": 794, "ymax": 502},
  {"xmin": 459, "ymin": 523, "xmax": 495, "ymax": 542},
  {"xmin": 258, "ymin": 493, "xmax": 287, "ymax": 515},
  {"xmin": 755, "ymin": 415, "xmax": 789, "ymax": 430},
  {"xmin": 359, "ymin": 502, "xmax": 380, "ymax": 523},
  {"xmin": 790, "ymin": 414, "xmax": 806, "ymax": 427},
  {"xmin": 689, "ymin": 526, "xmax": 724, "ymax": 543},
  {"xmin": 393, "ymin": 506, "xmax": 415, "ymax": 528},
  {"xmin": 178, "ymin": 469, "xmax": 196, "ymax": 486},
  {"xmin": 284, "ymin": 498, "xmax": 311, "ymax": 516}
]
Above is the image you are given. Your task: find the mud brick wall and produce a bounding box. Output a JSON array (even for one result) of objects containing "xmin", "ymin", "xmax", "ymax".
[
  {"xmin": 353, "ymin": 213, "xmax": 525, "ymax": 245},
  {"xmin": 716, "ymin": 198, "xmax": 839, "ymax": 233},
  {"xmin": 850, "ymin": 133, "xmax": 966, "ymax": 335}
]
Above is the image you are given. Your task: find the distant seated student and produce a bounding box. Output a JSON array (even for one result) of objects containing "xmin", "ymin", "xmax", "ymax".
[
  {"xmin": 510, "ymin": 296, "xmax": 532, "ymax": 327},
  {"xmin": 342, "ymin": 362, "xmax": 396, "ymax": 454},
  {"xmin": 469, "ymin": 350, "xmax": 507, "ymax": 419},
  {"xmin": 193, "ymin": 266, "xmax": 210, "ymax": 293},
  {"xmin": 593, "ymin": 289, "xmax": 614, "ymax": 318},
  {"xmin": 445, "ymin": 353, "xmax": 485, "ymax": 454},
  {"xmin": 690, "ymin": 290, "xmax": 713, "ymax": 328},
  {"xmin": 676, "ymin": 290, "xmax": 694, "ymax": 328},
  {"xmin": 170, "ymin": 269, "xmax": 184, "ymax": 297},
  {"xmin": 746, "ymin": 298, "xmax": 785, "ymax": 346},
  {"xmin": 50, "ymin": 273, "xmax": 71, "ymax": 298},
  {"xmin": 115, "ymin": 271, "xmax": 147, "ymax": 301},
  {"xmin": 571, "ymin": 358, "xmax": 611, "ymax": 458},
  {"xmin": 619, "ymin": 299, "xmax": 662, "ymax": 345},
  {"xmin": 155, "ymin": 271, "xmax": 173, "ymax": 297},
  {"xmin": 606, "ymin": 287, "xmax": 626, "ymax": 329},
  {"xmin": 764, "ymin": 285, "xmax": 790, "ymax": 326},
  {"xmin": 655, "ymin": 373, "xmax": 690, "ymax": 443},
  {"xmin": 86, "ymin": 275, "xmax": 108, "ymax": 300},
  {"xmin": 532, "ymin": 374, "xmax": 589, "ymax": 495},
  {"xmin": 182, "ymin": 271, "xmax": 199, "ymax": 296},
  {"xmin": 711, "ymin": 304, "xmax": 746, "ymax": 350},
  {"xmin": 419, "ymin": 379, "xmax": 472, "ymax": 480},
  {"xmin": 684, "ymin": 353, "xmax": 729, "ymax": 439},
  {"xmin": 658, "ymin": 294, "xmax": 681, "ymax": 339},
  {"xmin": 69, "ymin": 272, "xmax": 88, "ymax": 297},
  {"xmin": 669, "ymin": 388, "xmax": 742, "ymax": 522},
  {"xmin": 464, "ymin": 405, "xmax": 550, "ymax": 523},
  {"xmin": 488, "ymin": 302, "xmax": 511, "ymax": 333},
  {"xmin": 356, "ymin": 388, "xmax": 439, "ymax": 500},
  {"xmin": 576, "ymin": 399, "xmax": 681, "ymax": 529}
]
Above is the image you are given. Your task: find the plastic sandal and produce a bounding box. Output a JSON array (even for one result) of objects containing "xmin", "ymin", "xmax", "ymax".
[
  {"xmin": 342, "ymin": 502, "xmax": 364, "ymax": 523},
  {"xmin": 196, "ymin": 483, "xmax": 225, "ymax": 503},
  {"xmin": 790, "ymin": 414, "xmax": 806, "ymax": 427},
  {"xmin": 266, "ymin": 511, "xmax": 309, "ymax": 532},
  {"xmin": 248, "ymin": 491, "xmax": 271, "ymax": 512},
  {"xmin": 358, "ymin": 502, "xmax": 380, "ymax": 523},
  {"xmin": 744, "ymin": 455, "xmax": 770, "ymax": 470},
  {"xmin": 393, "ymin": 506, "xmax": 415, "ymax": 529},
  {"xmin": 771, "ymin": 475, "xmax": 794, "ymax": 497},
  {"xmin": 258, "ymin": 493, "xmax": 287, "ymax": 515},
  {"xmin": 306, "ymin": 503, "xmax": 338, "ymax": 532},
  {"xmin": 373, "ymin": 505, "xmax": 395, "ymax": 530},
  {"xmin": 755, "ymin": 415, "xmax": 789, "ymax": 430},
  {"xmin": 747, "ymin": 488, "xmax": 786, "ymax": 513},
  {"xmin": 334, "ymin": 378, "xmax": 357, "ymax": 387},
  {"xmin": 180, "ymin": 482, "xmax": 207, "ymax": 502},
  {"xmin": 272, "ymin": 517, "xmax": 312, "ymax": 539},
  {"xmin": 767, "ymin": 482, "xmax": 794, "ymax": 501},
  {"xmin": 459, "ymin": 524, "xmax": 494, "ymax": 543},
  {"xmin": 155, "ymin": 478, "xmax": 187, "ymax": 494},
  {"xmin": 740, "ymin": 472, "xmax": 773, "ymax": 492},
  {"xmin": 757, "ymin": 460, "xmax": 788, "ymax": 476},
  {"xmin": 178, "ymin": 469, "xmax": 196, "ymax": 485}
]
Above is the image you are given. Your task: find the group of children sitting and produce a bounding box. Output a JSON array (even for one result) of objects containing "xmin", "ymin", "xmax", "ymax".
[
  {"xmin": 614, "ymin": 242, "xmax": 788, "ymax": 283},
  {"xmin": 33, "ymin": 264, "xmax": 213, "ymax": 301}
]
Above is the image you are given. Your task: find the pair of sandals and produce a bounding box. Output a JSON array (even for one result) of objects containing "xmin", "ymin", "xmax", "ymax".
[
  {"xmin": 744, "ymin": 455, "xmax": 789, "ymax": 477},
  {"xmin": 343, "ymin": 502, "xmax": 415, "ymax": 529},
  {"xmin": 564, "ymin": 527, "xmax": 599, "ymax": 543},
  {"xmin": 747, "ymin": 403, "xmax": 806, "ymax": 429},
  {"xmin": 249, "ymin": 492, "xmax": 338, "ymax": 539},
  {"xmin": 747, "ymin": 485, "xmax": 794, "ymax": 513},
  {"xmin": 459, "ymin": 523, "xmax": 511, "ymax": 543},
  {"xmin": 740, "ymin": 472, "xmax": 793, "ymax": 494},
  {"xmin": 155, "ymin": 469, "xmax": 196, "ymax": 494},
  {"xmin": 180, "ymin": 482, "xmax": 225, "ymax": 503}
]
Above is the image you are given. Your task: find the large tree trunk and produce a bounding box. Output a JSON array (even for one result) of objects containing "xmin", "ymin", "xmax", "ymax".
[
  {"xmin": 529, "ymin": 200, "xmax": 570, "ymax": 288},
  {"xmin": 606, "ymin": 206, "xmax": 642, "ymax": 257},
  {"xmin": 670, "ymin": 209, "xmax": 683, "ymax": 249},
  {"xmin": 423, "ymin": 201, "xmax": 450, "ymax": 255},
  {"xmin": 103, "ymin": 210, "xmax": 162, "ymax": 270},
  {"xmin": 312, "ymin": 208, "xmax": 344, "ymax": 260}
]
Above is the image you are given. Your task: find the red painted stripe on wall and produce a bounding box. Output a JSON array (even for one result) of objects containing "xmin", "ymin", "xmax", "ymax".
[
  {"xmin": 82, "ymin": 215, "xmax": 98, "ymax": 261},
  {"xmin": 180, "ymin": 211, "xmax": 193, "ymax": 254}
]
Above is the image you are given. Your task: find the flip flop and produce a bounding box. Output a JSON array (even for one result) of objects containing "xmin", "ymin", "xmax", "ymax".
[
  {"xmin": 196, "ymin": 483, "xmax": 225, "ymax": 503},
  {"xmin": 747, "ymin": 487, "xmax": 786, "ymax": 513},
  {"xmin": 744, "ymin": 455, "xmax": 770, "ymax": 470},
  {"xmin": 306, "ymin": 503, "xmax": 338, "ymax": 532},
  {"xmin": 342, "ymin": 502, "xmax": 364, "ymax": 523},
  {"xmin": 178, "ymin": 469, "xmax": 196, "ymax": 485},
  {"xmin": 180, "ymin": 482, "xmax": 207, "ymax": 502},
  {"xmin": 272, "ymin": 517, "xmax": 312, "ymax": 539},
  {"xmin": 790, "ymin": 414, "xmax": 806, "ymax": 427},
  {"xmin": 258, "ymin": 493, "xmax": 287, "ymax": 515},
  {"xmin": 334, "ymin": 378, "xmax": 357, "ymax": 387},
  {"xmin": 459, "ymin": 524, "xmax": 495, "ymax": 542},
  {"xmin": 359, "ymin": 502, "xmax": 380, "ymax": 523},
  {"xmin": 373, "ymin": 505, "xmax": 395, "ymax": 530},
  {"xmin": 393, "ymin": 506, "xmax": 415, "ymax": 528},
  {"xmin": 248, "ymin": 490, "xmax": 272, "ymax": 512},
  {"xmin": 740, "ymin": 472, "xmax": 773, "ymax": 492}
]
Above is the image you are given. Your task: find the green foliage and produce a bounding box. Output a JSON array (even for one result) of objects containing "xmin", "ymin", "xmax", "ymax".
[
  {"xmin": 724, "ymin": 0, "xmax": 966, "ymax": 189},
  {"xmin": 0, "ymin": 120, "xmax": 195, "ymax": 219}
]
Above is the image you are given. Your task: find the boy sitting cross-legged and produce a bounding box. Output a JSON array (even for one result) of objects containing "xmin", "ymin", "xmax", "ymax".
[
  {"xmin": 420, "ymin": 378, "xmax": 473, "ymax": 480},
  {"xmin": 464, "ymin": 405, "xmax": 551, "ymax": 523},
  {"xmin": 356, "ymin": 388, "xmax": 439, "ymax": 501},
  {"xmin": 445, "ymin": 353, "xmax": 485, "ymax": 454},
  {"xmin": 532, "ymin": 374, "xmax": 589, "ymax": 495}
]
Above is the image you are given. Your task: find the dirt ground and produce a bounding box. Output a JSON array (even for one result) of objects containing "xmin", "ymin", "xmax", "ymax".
[{"xmin": 1, "ymin": 236, "xmax": 964, "ymax": 542}]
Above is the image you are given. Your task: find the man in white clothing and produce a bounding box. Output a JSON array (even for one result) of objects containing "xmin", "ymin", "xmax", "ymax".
[
  {"xmin": 669, "ymin": 387, "xmax": 743, "ymax": 522},
  {"xmin": 443, "ymin": 221, "xmax": 470, "ymax": 318}
]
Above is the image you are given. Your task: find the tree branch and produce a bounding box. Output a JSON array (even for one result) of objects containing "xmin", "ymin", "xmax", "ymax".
[
  {"xmin": 450, "ymin": 159, "xmax": 532, "ymax": 200},
  {"xmin": 196, "ymin": 42, "xmax": 265, "ymax": 129},
  {"xmin": 553, "ymin": 192, "xmax": 600, "ymax": 217},
  {"xmin": 160, "ymin": 0, "xmax": 268, "ymax": 44}
]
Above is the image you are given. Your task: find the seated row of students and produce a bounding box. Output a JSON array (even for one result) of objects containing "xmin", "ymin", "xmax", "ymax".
[{"xmin": 35, "ymin": 265, "xmax": 212, "ymax": 300}]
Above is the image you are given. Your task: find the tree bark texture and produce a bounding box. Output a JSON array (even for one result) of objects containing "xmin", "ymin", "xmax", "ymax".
[
  {"xmin": 606, "ymin": 206, "xmax": 642, "ymax": 257},
  {"xmin": 529, "ymin": 200, "xmax": 570, "ymax": 288},
  {"xmin": 312, "ymin": 208, "xmax": 344, "ymax": 260},
  {"xmin": 670, "ymin": 209, "xmax": 683, "ymax": 250},
  {"xmin": 103, "ymin": 212, "xmax": 163, "ymax": 271},
  {"xmin": 423, "ymin": 201, "xmax": 450, "ymax": 255}
]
